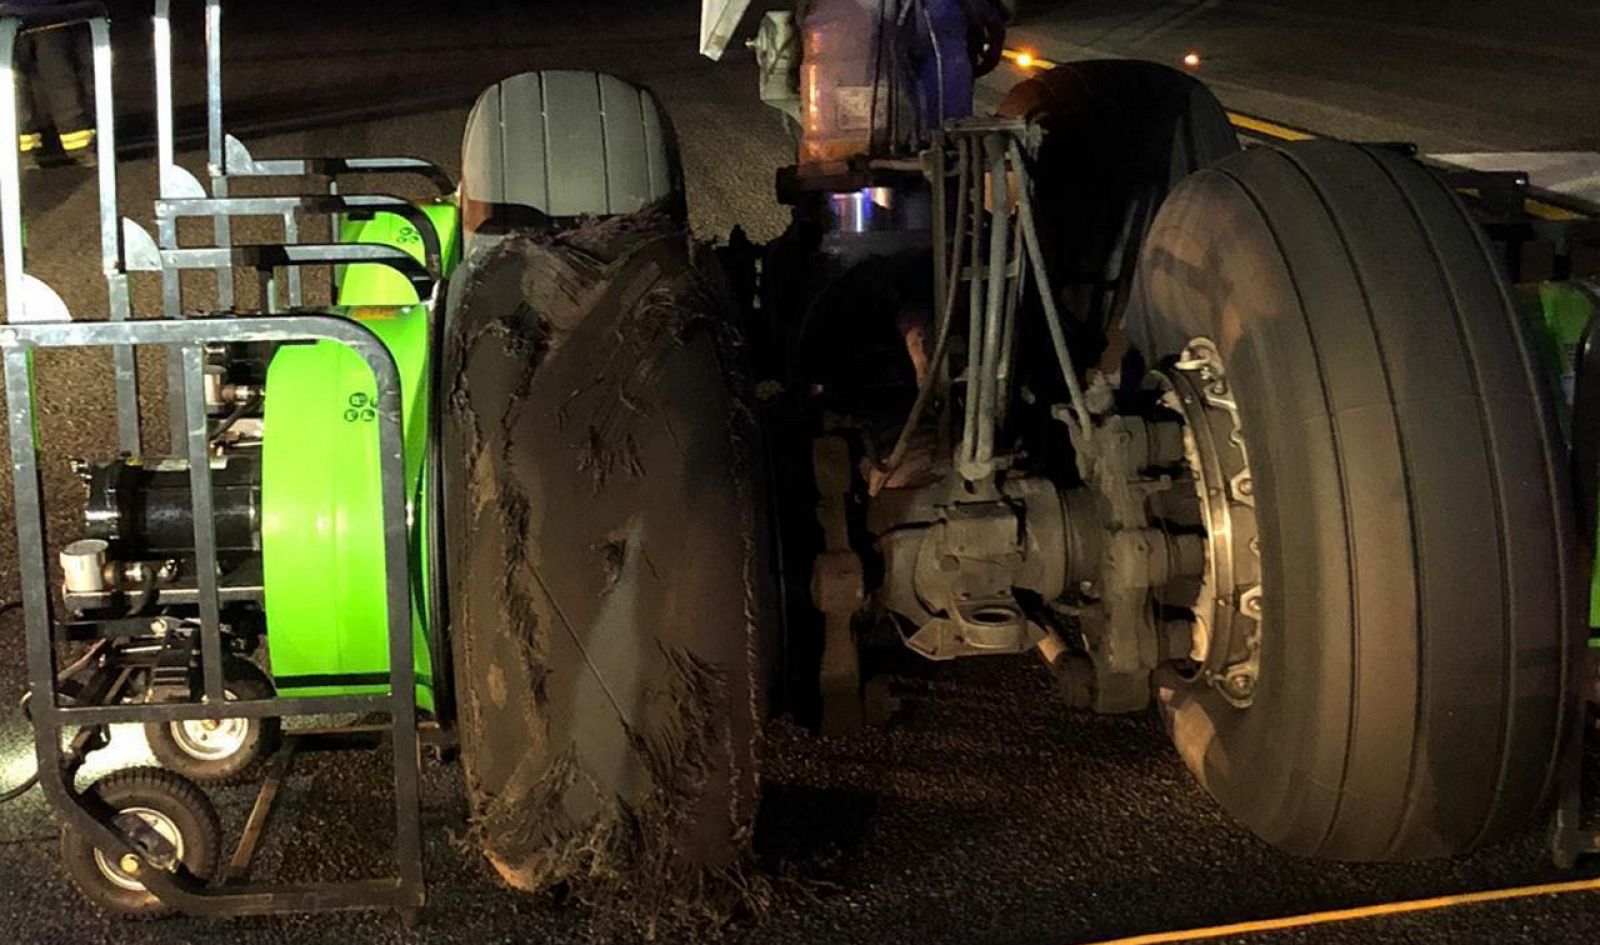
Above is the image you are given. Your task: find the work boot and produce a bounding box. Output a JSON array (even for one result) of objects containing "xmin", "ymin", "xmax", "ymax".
[
  {"xmin": 55, "ymin": 128, "xmax": 97, "ymax": 168},
  {"xmin": 18, "ymin": 132, "xmax": 42, "ymax": 169}
]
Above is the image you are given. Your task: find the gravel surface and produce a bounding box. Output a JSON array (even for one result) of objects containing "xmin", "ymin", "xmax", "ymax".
[{"xmin": 1, "ymin": 2, "xmax": 1597, "ymax": 944}]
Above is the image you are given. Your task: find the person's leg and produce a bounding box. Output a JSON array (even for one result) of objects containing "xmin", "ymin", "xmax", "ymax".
[
  {"xmin": 30, "ymin": 30, "xmax": 94, "ymax": 157},
  {"xmin": 14, "ymin": 37, "xmax": 45, "ymax": 156}
]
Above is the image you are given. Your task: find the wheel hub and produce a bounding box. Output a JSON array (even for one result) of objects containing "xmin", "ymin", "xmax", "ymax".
[
  {"xmin": 1162, "ymin": 337, "xmax": 1263, "ymax": 705},
  {"xmin": 93, "ymin": 807, "xmax": 184, "ymax": 893},
  {"xmin": 168, "ymin": 689, "xmax": 251, "ymax": 761}
]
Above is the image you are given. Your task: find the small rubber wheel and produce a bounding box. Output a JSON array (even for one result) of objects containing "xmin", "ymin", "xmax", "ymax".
[
  {"xmin": 999, "ymin": 59, "xmax": 1238, "ymax": 350},
  {"xmin": 442, "ymin": 217, "xmax": 772, "ymax": 891},
  {"xmin": 61, "ymin": 767, "xmax": 222, "ymax": 918},
  {"xmin": 144, "ymin": 658, "xmax": 280, "ymax": 785},
  {"xmin": 1128, "ymin": 140, "xmax": 1584, "ymax": 860}
]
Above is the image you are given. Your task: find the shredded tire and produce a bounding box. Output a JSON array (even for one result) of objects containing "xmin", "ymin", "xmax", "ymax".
[{"xmin": 440, "ymin": 209, "xmax": 772, "ymax": 930}]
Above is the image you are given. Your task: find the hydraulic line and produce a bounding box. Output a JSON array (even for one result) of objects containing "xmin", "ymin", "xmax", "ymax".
[
  {"xmin": 970, "ymin": 133, "xmax": 1011, "ymax": 473},
  {"xmin": 959, "ymin": 134, "xmax": 987, "ymax": 471},
  {"xmin": 1058, "ymin": 875, "xmax": 1600, "ymax": 945},
  {"xmin": 879, "ymin": 135, "xmax": 973, "ymax": 489},
  {"xmin": 1011, "ymin": 138, "xmax": 1094, "ymax": 444},
  {"xmin": 883, "ymin": 136, "xmax": 966, "ymax": 492}
]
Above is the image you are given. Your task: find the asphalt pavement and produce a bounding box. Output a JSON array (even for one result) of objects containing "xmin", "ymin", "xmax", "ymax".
[{"xmin": 1, "ymin": 2, "xmax": 1598, "ymax": 944}]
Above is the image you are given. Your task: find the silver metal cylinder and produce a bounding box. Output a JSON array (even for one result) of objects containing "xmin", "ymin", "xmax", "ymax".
[
  {"xmin": 204, "ymin": 365, "xmax": 226, "ymax": 412},
  {"xmin": 60, "ymin": 538, "xmax": 110, "ymax": 593}
]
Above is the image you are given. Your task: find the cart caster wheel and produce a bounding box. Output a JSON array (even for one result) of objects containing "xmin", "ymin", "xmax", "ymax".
[
  {"xmin": 61, "ymin": 767, "xmax": 222, "ymax": 918},
  {"xmin": 144, "ymin": 657, "xmax": 281, "ymax": 785}
]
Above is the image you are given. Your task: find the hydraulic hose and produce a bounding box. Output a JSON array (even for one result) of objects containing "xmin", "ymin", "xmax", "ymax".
[
  {"xmin": 877, "ymin": 135, "xmax": 973, "ymax": 489},
  {"xmin": 1011, "ymin": 138, "xmax": 1094, "ymax": 444}
]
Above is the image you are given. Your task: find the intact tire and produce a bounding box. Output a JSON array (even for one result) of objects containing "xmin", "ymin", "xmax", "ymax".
[
  {"xmin": 144, "ymin": 658, "xmax": 281, "ymax": 786},
  {"xmin": 441, "ymin": 216, "xmax": 771, "ymax": 895},
  {"xmin": 1128, "ymin": 140, "xmax": 1583, "ymax": 860},
  {"xmin": 60, "ymin": 767, "xmax": 222, "ymax": 918},
  {"xmin": 999, "ymin": 60, "xmax": 1238, "ymax": 348},
  {"xmin": 461, "ymin": 70, "xmax": 685, "ymax": 246}
]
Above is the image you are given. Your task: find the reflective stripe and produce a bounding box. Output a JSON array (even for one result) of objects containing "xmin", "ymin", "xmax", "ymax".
[
  {"xmin": 58, "ymin": 129, "xmax": 96, "ymax": 151},
  {"xmin": 18, "ymin": 133, "xmax": 42, "ymax": 152}
]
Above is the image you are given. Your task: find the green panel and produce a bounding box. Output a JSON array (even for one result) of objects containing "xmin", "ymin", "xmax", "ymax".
[
  {"xmin": 260, "ymin": 304, "xmax": 436, "ymax": 710},
  {"xmin": 1523, "ymin": 282, "xmax": 1600, "ymax": 634},
  {"xmin": 336, "ymin": 200, "xmax": 462, "ymax": 306},
  {"xmin": 1517, "ymin": 281, "xmax": 1593, "ymax": 429}
]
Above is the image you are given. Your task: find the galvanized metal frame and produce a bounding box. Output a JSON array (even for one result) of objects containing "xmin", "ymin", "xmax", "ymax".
[
  {"xmin": 0, "ymin": 5, "xmax": 138, "ymax": 451},
  {"xmin": 1, "ymin": 315, "xmax": 425, "ymax": 914},
  {"xmin": 0, "ymin": 4, "xmax": 429, "ymax": 914},
  {"xmin": 122, "ymin": 219, "xmax": 438, "ymax": 306},
  {"xmin": 149, "ymin": 0, "xmax": 455, "ymax": 453},
  {"xmin": 178, "ymin": 0, "xmax": 455, "ymax": 271},
  {"xmin": 155, "ymin": 194, "xmax": 448, "ymax": 286},
  {"xmin": 122, "ymin": 211, "xmax": 437, "ymax": 450}
]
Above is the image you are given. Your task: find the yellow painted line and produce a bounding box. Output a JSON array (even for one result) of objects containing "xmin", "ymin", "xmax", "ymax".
[
  {"xmin": 1061, "ymin": 874, "xmax": 1600, "ymax": 945},
  {"xmin": 1226, "ymin": 112, "xmax": 1316, "ymax": 142},
  {"xmin": 1001, "ymin": 47, "xmax": 1592, "ymax": 222},
  {"xmin": 1526, "ymin": 199, "xmax": 1587, "ymax": 222}
]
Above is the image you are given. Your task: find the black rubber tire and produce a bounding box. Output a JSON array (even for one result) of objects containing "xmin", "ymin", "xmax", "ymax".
[
  {"xmin": 60, "ymin": 767, "xmax": 222, "ymax": 918},
  {"xmin": 460, "ymin": 70, "xmax": 685, "ymax": 241},
  {"xmin": 1127, "ymin": 140, "xmax": 1583, "ymax": 860},
  {"xmin": 144, "ymin": 657, "xmax": 281, "ymax": 786},
  {"xmin": 441, "ymin": 217, "xmax": 771, "ymax": 894},
  {"xmin": 999, "ymin": 60, "xmax": 1238, "ymax": 345}
]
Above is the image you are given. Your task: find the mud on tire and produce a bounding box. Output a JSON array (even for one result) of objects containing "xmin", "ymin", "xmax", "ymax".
[{"xmin": 440, "ymin": 212, "xmax": 772, "ymax": 909}]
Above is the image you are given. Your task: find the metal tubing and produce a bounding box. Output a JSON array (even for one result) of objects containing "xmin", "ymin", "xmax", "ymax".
[
  {"xmin": 181, "ymin": 344, "xmax": 226, "ymax": 704},
  {"xmin": 1, "ymin": 20, "xmax": 26, "ymax": 324},
  {"xmin": 126, "ymin": 241, "xmax": 437, "ymax": 303},
  {"xmin": 1011, "ymin": 139, "xmax": 1093, "ymax": 443},
  {"xmin": 282, "ymin": 213, "xmax": 302, "ymax": 306},
  {"xmin": 4, "ymin": 346, "xmax": 62, "ymax": 788},
  {"xmin": 157, "ymin": 215, "xmax": 189, "ymax": 451},
  {"xmin": 224, "ymin": 134, "xmax": 455, "ymax": 195},
  {"xmin": 328, "ymin": 177, "xmax": 341, "ymax": 299},
  {"xmin": 995, "ymin": 196, "xmax": 1025, "ymax": 429},
  {"xmin": 156, "ymin": 195, "xmax": 447, "ymax": 279},
  {"xmin": 49, "ymin": 694, "xmax": 392, "ymax": 726},
  {"xmin": 879, "ymin": 136, "xmax": 970, "ymax": 486},
  {"xmin": 85, "ymin": 18, "xmax": 141, "ymax": 452},
  {"xmin": 205, "ymin": 1, "xmax": 232, "ymax": 308},
  {"xmin": 205, "ymin": 0, "xmax": 223, "ymax": 178},
  {"xmin": 154, "ymin": 1, "xmax": 180, "ymax": 196},
  {"xmin": 959, "ymin": 136, "xmax": 986, "ymax": 472},
  {"xmin": 974, "ymin": 135, "xmax": 1010, "ymax": 471}
]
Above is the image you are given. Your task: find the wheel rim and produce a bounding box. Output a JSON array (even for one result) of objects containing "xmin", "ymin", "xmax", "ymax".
[
  {"xmin": 1161, "ymin": 337, "xmax": 1263, "ymax": 705},
  {"xmin": 92, "ymin": 807, "xmax": 184, "ymax": 893},
  {"xmin": 167, "ymin": 689, "xmax": 251, "ymax": 761}
]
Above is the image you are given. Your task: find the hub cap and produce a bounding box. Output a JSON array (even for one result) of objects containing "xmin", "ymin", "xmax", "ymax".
[
  {"xmin": 93, "ymin": 807, "xmax": 183, "ymax": 893},
  {"xmin": 168, "ymin": 689, "xmax": 251, "ymax": 761}
]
